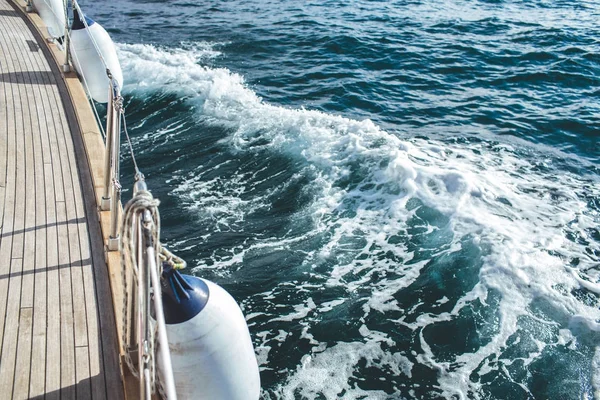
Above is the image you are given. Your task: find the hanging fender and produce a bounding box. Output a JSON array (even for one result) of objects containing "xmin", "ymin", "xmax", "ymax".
[
  {"xmin": 32, "ymin": 0, "xmax": 66, "ymax": 39},
  {"xmin": 155, "ymin": 267, "xmax": 261, "ymax": 399},
  {"xmin": 69, "ymin": 9, "xmax": 123, "ymax": 103}
]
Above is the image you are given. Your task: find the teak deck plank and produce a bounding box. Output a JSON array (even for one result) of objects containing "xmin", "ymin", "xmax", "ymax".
[
  {"xmin": 51, "ymin": 78, "xmax": 89, "ymax": 351},
  {"xmin": 0, "ymin": 1, "xmax": 125, "ymax": 398},
  {"xmin": 7, "ymin": 9, "xmax": 37, "ymax": 398},
  {"xmin": 0, "ymin": 14, "xmax": 21, "ymax": 399},
  {"xmin": 14, "ymin": 306, "xmax": 33, "ymax": 399},
  {"xmin": 0, "ymin": 7, "xmax": 15, "ymax": 364},
  {"xmin": 44, "ymin": 166, "xmax": 61, "ymax": 399},
  {"xmin": 57, "ymin": 200, "xmax": 77, "ymax": 400},
  {"xmin": 24, "ymin": 12, "xmax": 49, "ymax": 398}
]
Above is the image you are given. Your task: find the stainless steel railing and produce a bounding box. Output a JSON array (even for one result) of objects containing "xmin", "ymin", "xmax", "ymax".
[
  {"xmin": 101, "ymin": 79, "xmax": 177, "ymax": 399},
  {"xmin": 102, "ymin": 78, "xmax": 123, "ymax": 251},
  {"xmin": 121, "ymin": 178, "xmax": 178, "ymax": 400}
]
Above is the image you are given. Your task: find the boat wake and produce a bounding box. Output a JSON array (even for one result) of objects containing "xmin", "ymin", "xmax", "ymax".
[{"xmin": 117, "ymin": 42, "xmax": 600, "ymax": 399}]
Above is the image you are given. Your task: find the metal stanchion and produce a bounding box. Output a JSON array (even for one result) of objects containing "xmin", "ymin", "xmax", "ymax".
[
  {"xmin": 62, "ymin": 0, "xmax": 71, "ymax": 72},
  {"xmin": 101, "ymin": 82, "xmax": 114, "ymax": 211},
  {"xmin": 108, "ymin": 84, "xmax": 122, "ymax": 251}
]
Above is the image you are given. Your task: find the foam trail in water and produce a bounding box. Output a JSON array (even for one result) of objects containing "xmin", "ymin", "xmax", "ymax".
[{"xmin": 117, "ymin": 43, "xmax": 600, "ymax": 399}]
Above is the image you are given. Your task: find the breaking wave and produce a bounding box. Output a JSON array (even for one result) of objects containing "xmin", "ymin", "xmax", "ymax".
[{"xmin": 117, "ymin": 42, "xmax": 600, "ymax": 399}]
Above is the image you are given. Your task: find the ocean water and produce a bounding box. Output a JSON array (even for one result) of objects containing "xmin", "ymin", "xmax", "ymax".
[{"xmin": 83, "ymin": 0, "xmax": 599, "ymax": 398}]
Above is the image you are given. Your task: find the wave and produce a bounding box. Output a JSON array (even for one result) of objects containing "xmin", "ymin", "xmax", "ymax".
[{"xmin": 117, "ymin": 42, "xmax": 600, "ymax": 399}]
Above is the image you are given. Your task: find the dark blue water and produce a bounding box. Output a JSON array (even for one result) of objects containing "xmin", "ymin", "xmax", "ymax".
[{"xmin": 84, "ymin": 0, "xmax": 599, "ymax": 398}]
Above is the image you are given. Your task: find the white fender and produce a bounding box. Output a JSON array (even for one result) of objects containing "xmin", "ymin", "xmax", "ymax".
[
  {"xmin": 157, "ymin": 275, "xmax": 261, "ymax": 399},
  {"xmin": 32, "ymin": 0, "xmax": 66, "ymax": 39},
  {"xmin": 69, "ymin": 10, "xmax": 123, "ymax": 103}
]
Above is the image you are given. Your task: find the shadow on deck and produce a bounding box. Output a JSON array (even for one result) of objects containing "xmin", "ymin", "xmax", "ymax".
[{"xmin": 0, "ymin": 70, "xmax": 55, "ymax": 84}]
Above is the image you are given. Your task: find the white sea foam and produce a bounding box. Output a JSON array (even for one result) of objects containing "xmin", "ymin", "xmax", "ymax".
[
  {"xmin": 117, "ymin": 43, "xmax": 600, "ymax": 399},
  {"xmin": 272, "ymin": 340, "xmax": 408, "ymax": 400},
  {"xmin": 272, "ymin": 298, "xmax": 317, "ymax": 322}
]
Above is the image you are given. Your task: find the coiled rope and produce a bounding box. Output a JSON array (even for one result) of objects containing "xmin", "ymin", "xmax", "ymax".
[{"xmin": 120, "ymin": 188, "xmax": 161, "ymax": 393}]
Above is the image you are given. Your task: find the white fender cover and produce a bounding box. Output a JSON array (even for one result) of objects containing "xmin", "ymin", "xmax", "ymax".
[
  {"xmin": 32, "ymin": 0, "xmax": 66, "ymax": 38},
  {"xmin": 159, "ymin": 279, "xmax": 261, "ymax": 399},
  {"xmin": 69, "ymin": 15, "xmax": 123, "ymax": 103}
]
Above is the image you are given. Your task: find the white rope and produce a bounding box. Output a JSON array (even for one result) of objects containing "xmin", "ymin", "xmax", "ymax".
[
  {"xmin": 121, "ymin": 190, "xmax": 161, "ymax": 286},
  {"xmin": 120, "ymin": 189, "xmax": 161, "ymax": 394}
]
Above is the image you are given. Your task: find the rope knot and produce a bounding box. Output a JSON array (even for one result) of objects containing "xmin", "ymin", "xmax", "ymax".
[{"xmin": 114, "ymin": 95, "xmax": 124, "ymax": 113}]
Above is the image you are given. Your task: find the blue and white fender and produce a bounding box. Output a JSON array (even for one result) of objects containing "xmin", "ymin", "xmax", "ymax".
[
  {"xmin": 69, "ymin": 9, "xmax": 123, "ymax": 103},
  {"xmin": 157, "ymin": 267, "xmax": 261, "ymax": 399},
  {"xmin": 32, "ymin": 0, "xmax": 66, "ymax": 39}
]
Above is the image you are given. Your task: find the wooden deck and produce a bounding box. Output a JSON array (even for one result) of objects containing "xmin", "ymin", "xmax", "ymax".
[{"xmin": 0, "ymin": 1, "xmax": 124, "ymax": 398}]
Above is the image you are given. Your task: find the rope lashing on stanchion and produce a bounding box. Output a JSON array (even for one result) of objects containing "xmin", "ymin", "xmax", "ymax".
[
  {"xmin": 159, "ymin": 247, "xmax": 187, "ymax": 270},
  {"xmin": 120, "ymin": 188, "xmax": 161, "ymax": 392},
  {"xmin": 119, "ymin": 186, "xmax": 180, "ymax": 399}
]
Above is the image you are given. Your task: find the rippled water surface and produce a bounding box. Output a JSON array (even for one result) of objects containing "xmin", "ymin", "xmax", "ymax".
[{"xmin": 83, "ymin": 0, "xmax": 600, "ymax": 398}]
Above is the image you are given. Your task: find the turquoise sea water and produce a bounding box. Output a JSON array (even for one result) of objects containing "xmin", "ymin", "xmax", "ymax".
[{"xmin": 85, "ymin": 0, "xmax": 599, "ymax": 398}]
